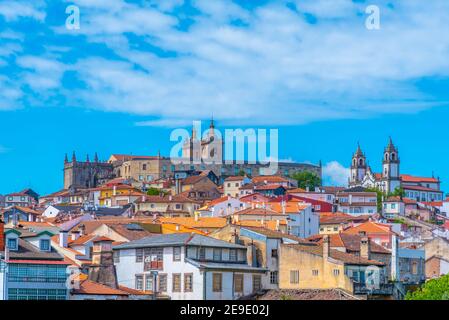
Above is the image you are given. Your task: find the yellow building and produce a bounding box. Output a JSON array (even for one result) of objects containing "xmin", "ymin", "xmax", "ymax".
[
  {"xmin": 279, "ymin": 236, "xmax": 387, "ymax": 295},
  {"xmin": 98, "ymin": 184, "xmax": 142, "ymax": 207}
]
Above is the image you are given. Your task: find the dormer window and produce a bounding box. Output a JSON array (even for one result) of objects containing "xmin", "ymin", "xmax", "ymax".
[
  {"xmin": 40, "ymin": 239, "xmax": 51, "ymax": 251},
  {"xmin": 7, "ymin": 238, "xmax": 18, "ymax": 251}
]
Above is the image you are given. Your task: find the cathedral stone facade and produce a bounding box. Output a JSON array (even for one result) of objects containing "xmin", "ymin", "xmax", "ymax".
[
  {"xmin": 349, "ymin": 138, "xmax": 401, "ymax": 194},
  {"xmin": 63, "ymin": 152, "xmax": 114, "ymax": 189},
  {"xmin": 63, "ymin": 120, "xmax": 322, "ymax": 188}
]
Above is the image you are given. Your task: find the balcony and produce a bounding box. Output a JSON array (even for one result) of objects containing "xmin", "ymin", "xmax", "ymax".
[
  {"xmin": 353, "ymin": 282, "xmax": 394, "ymax": 296},
  {"xmin": 144, "ymin": 260, "xmax": 163, "ymax": 271}
]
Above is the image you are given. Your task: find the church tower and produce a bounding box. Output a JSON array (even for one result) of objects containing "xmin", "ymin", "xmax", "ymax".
[
  {"xmin": 349, "ymin": 143, "xmax": 367, "ymax": 186},
  {"xmin": 382, "ymin": 137, "xmax": 400, "ymax": 194}
]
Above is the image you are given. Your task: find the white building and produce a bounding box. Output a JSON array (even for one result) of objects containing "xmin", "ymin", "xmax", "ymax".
[
  {"xmin": 335, "ymin": 187, "xmax": 378, "ymax": 216},
  {"xmin": 113, "ymin": 233, "xmax": 266, "ymax": 300}
]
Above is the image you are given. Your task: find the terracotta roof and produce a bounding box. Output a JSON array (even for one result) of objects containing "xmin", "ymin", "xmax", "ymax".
[
  {"xmin": 287, "ymin": 188, "xmax": 307, "ymax": 193},
  {"xmin": 69, "ymin": 234, "xmax": 96, "ymax": 246},
  {"xmin": 75, "ymin": 280, "xmax": 130, "ymax": 296},
  {"xmin": 269, "ymin": 202, "xmax": 310, "ymax": 213},
  {"xmin": 207, "ymin": 196, "xmax": 232, "ymax": 207},
  {"xmin": 240, "ymin": 226, "xmax": 310, "ymax": 244},
  {"xmin": 285, "ymin": 243, "xmax": 385, "ymax": 266},
  {"xmin": 343, "ymin": 221, "xmax": 394, "ymax": 236},
  {"xmin": 319, "ymin": 213, "xmax": 368, "ymax": 225},
  {"xmin": 135, "ymin": 194, "xmax": 201, "ymax": 204},
  {"xmin": 307, "ymin": 233, "xmax": 391, "ymax": 254},
  {"xmin": 234, "ymin": 220, "xmax": 287, "ymax": 231},
  {"xmin": 158, "ymin": 217, "xmax": 227, "ymax": 229},
  {"xmin": 224, "ymin": 176, "xmax": 246, "ymax": 182},
  {"xmin": 402, "ymin": 185, "xmax": 442, "ymax": 192},
  {"xmin": 92, "ymin": 236, "xmax": 113, "ymax": 242},
  {"xmin": 234, "ymin": 207, "xmax": 283, "ymax": 216},
  {"xmin": 108, "ymin": 224, "xmax": 155, "ymax": 241},
  {"xmin": 254, "ymin": 184, "xmax": 286, "ymax": 191},
  {"xmin": 400, "ymin": 174, "xmax": 439, "ymax": 183},
  {"xmin": 252, "ymin": 176, "xmax": 289, "ymax": 183}
]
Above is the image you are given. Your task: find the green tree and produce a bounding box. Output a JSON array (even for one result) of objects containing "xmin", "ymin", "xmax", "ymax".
[
  {"xmin": 389, "ymin": 186, "xmax": 405, "ymax": 198},
  {"xmin": 238, "ymin": 170, "xmax": 246, "ymax": 176},
  {"xmin": 290, "ymin": 171, "xmax": 321, "ymax": 190},
  {"xmin": 146, "ymin": 187, "xmax": 167, "ymax": 196},
  {"xmin": 406, "ymin": 274, "xmax": 449, "ymax": 300}
]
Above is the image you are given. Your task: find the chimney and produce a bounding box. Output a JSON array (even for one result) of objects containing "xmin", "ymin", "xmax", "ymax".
[
  {"xmin": 79, "ymin": 224, "xmax": 85, "ymax": 236},
  {"xmin": 391, "ymin": 234, "xmax": 399, "ymax": 281},
  {"xmin": 175, "ymin": 224, "xmax": 180, "ymax": 231},
  {"xmin": 71, "ymin": 231, "xmax": 80, "ymax": 241},
  {"xmin": 360, "ymin": 236, "xmax": 371, "ymax": 260},
  {"xmin": 194, "ymin": 212, "xmax": 199, "ymax": 222},
  {"xmin": 323, "ymin": 235, "xmax": 330, "ymax": 260},
  {"xmin": 88, "ymin": 238, "xmax": 118, "ymax": 289},
  {"xmin": 59, "ymin": 230, "xmax": 68, "ymax": 248},
  {"xmin": 349, "ymin": 194, "xmax": 353, "ymax": 205},
  {"xmin": 275, "ymin": 219, "xmax": 280, "ymax": 231}
]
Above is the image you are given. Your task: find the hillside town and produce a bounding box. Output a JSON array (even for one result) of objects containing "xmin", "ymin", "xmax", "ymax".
[{"xmin": 1, "ymin": 126, "xmax": 448, "ymax": 301}]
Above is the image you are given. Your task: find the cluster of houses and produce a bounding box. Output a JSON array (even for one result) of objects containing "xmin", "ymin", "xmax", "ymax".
[{"xmin": 1, "ymin": 148, "xmax": 449, "ymax": 300}]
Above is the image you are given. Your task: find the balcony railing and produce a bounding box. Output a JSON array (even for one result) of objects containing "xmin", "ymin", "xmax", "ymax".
[{"xmin": 353, "ymin": 282, "xmax": 394, "ymax": 296}]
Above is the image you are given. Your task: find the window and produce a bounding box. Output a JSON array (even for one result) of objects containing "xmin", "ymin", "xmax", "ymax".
[
  {"xmin": 158, "ymin": 274, "xmax": 167, "ymax": 292},
  {"xmin": 184, "ymin": 273, "xmax": 193, "ymax": 292},
  {"xmin": 213, "ymin": 248, "xmax": 222, "ymax": 261},
  {"xmin": 139, "ymin": 175, "xmax": 143, "ymax": 181},
  {"xmin": 142, "ymin": 164, "xmax": 147, "ymax": 170},
  {"xmin": 312, "ymin": 270, "xmax": 319, "ymax": 276},
  {"xmin": 234, "ymin": 274, "xmax": 244, "ymax": 293},
  {"xmin": 333, "ymin": 269, "xmax": 340, "ymax": 276},
  {"xmin": 212, "ymin": 273, "xmax": 222, "ymax": 292},
  {"xmin": 229, "ymin": 249, "xmax": 237, "ymax": 261},
  {"xmin": 136, "ymin": 248, "xmax": 144, "ymax": 262},
  {"xmin": 145, "ymin": 275, "xmax": 153, "ymax": 291},
  {"xmin": 199, "ymin": 247, "xmax": 206, "ymax": 260},
  {"xmin": 7, "ymin": 238, "xmax": 18, "ymax": 251},
  {"xmin": 412, "ymin": 261, "xmax": 418, "ymax": 275},
  {"xmin": 290, "ymin": 270, "xmax": 299, "ymax": 284},
  {"xmin": 270, "ymin": 271, "xmax": 278, "ymax": 284},
  {"xmin": 271, "ymin": 249, "xmax": 278, "ymax": 258},
  {"xmin": 172, "ymin": 273, "xmax": 181, "ymax": 292},
  {"xmin": 40, "ymin": 239, "xmax": 50, "ymax": 251},
  {"xmin": 135, "ymin": 275, "xmax": 143, "ymax": 290},
  {"xmin": 175, "ymin": 204, "xmax": 181, "ymax": 210},
  {"xmin": 252, "ymin": 275, "xmax": 262, "ymax": 292},
  {"xmin": 173, "ymin": 247, "xmax": 181, "ymax": 261}
]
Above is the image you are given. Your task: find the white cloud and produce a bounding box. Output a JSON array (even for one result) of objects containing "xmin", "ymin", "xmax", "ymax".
[
  {"xmin": 0, "ymin": 1, "xmax": 46, "ymax": 22},
  {"xmin": 4, "ymin": 0, "xmax": 449, "ymax": 126},
  {"xmin": 322, "ymin": 161, "xmax": 350, "ymax": 186}
]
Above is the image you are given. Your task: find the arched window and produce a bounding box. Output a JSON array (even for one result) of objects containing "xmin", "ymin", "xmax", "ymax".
[
  {"xmin": 353, "ymin": 159, "xmax": 356, "ymax": 166},
  {"xmin": 359, "ymin": 158, "xmax": 364, "ymax": 166},
  {"xmin": 385, "ymin": 153, "xmax": 389, "ymax": 161},
  {"xmin": 391, "ymin": 153, "xmax": 396, "ymax": 161}
]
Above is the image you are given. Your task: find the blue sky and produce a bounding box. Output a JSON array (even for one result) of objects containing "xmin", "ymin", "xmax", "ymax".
[{"xmin": 1, "ymin": 0, "xmax": 449, "ymax": 195}]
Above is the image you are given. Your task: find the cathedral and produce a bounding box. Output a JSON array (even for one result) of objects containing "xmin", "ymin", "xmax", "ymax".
[
  {"xmin": 181, "ymin": 119, "xmax": 223, "ymax": 164},
  {"xmin": 349, "ymin": 138, "xmax": 401, "ymax": 194}
]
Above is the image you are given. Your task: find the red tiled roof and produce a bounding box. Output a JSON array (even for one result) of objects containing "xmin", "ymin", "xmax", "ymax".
[
  {"xmin": 400, "ymin": 174, "xmax": 439, "ymax": 183},
  {"xmin": 76, "ymin": 280, "xmax": 130, "ymax": 296}
]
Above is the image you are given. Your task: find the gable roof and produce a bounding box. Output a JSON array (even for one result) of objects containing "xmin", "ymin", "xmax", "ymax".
[
  {"xmin": 343, "ymin": 221, "xmax": 394, "ymax": 235},
  {"xmin": 307, "ymin": 233, "xmax": 391, "ymax": 254},
  {"xmin": 113, "ymin": 233, "xmax": 245, "ymax": 250},
  {"xmin": 284, "ymin": 243, "xmax": 385, "ymax": 266}
]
